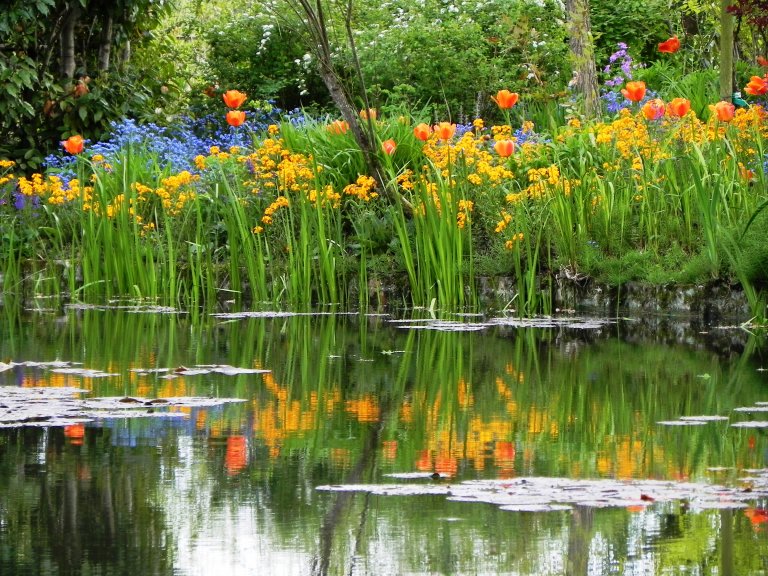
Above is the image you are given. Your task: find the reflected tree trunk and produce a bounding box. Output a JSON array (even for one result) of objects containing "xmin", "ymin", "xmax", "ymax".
[
  {"xmin": 311, "ymin": 420, "xmax": 382, "ymax": 576},
  {"xmin": 720, "ymin": 509, "xmax": 734, "ymax": 576},
  {"xmin": 103, "ymin": 469, "xmax": 116, "ymax": 540},
  {"xmin": 566, "ymin": 505, "xmax": 593, "ymax": 575}
]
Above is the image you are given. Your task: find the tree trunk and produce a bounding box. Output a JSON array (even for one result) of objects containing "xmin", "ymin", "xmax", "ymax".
[
  {"xmin": 98, "ymin": 12, "xmax": 114, "ymax": 73},
  {"xmin": 316, "ymin": 61, "xmax": 385, "ymax": 192},
  {"xmin": 565, "ymin": 0, "xmax": 601, "ymax": 119},
  {"xmin": 60, "ymin": 3, "xmax": 80, "ymax": 80},
  {"xmin": 120, "ymin": 40, "xmax": 132, "ymax": 69},
  {"xmin": 287, "ymin": 0, "xmax": 388, "ymax": 196},
  {"xmin": 719, "ymin": 0, "xmax": 735, "ymax": 100}
]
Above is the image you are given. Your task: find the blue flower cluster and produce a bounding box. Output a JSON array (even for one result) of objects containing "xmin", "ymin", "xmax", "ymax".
[
  {"xmin": 599, "ymin": 43, "xmax": 651, "ymax": 116},
  {"xmin": 513, "ymin": 125, "xmax": 549, "ymax": 146},
  {"xmin": 602, "ymin": 43, "xmax": 635, "ymax": 88},
  {"xmin": 601, "ymin": 88, "xmax": 661, "ymax": 115},
  {"xmin": 44, "ymin": 106, "xmax": 291, "ymax": 178}
]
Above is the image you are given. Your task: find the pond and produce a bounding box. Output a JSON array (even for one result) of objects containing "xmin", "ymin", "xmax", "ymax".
[{"xmin": 1, "ymin": 306, "xmax": 768, "ymax": 575}]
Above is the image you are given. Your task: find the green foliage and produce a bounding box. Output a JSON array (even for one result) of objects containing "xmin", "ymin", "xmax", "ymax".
[
  {"xmin": 202, "ymin": 7, "xmax": 328, "ymax": 111},
  {"xmin": 355, "ymin": 0, "xmax": 569, "ymax": 120},
  {"xmin": 590, "ymin": 0, "xmax": 671, "ymax": 65},
  {"xmin": 0, "ymin": 0, "xmax": 178, "ymax": 171}
]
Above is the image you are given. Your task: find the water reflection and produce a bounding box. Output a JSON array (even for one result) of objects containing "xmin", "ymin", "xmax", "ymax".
[{"xmin": 0, "ymin": 309, "xmax": 768, "ymax": 574}]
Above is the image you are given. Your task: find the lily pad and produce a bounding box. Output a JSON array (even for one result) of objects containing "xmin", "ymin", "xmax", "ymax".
[
  {"xmin": 50, "ymin": 368, "xmax": 120, "ymax": 378},
  {"xmin": 0, "ymin": 386, "xmax": 245, "ymax": 428},
  {"xmin": 657, "ymin": 420, "xmax": 708, "ymax": 426},
  {"xmin": 317, "ymin": 476, "xmax": 768, "ymax": 513}
]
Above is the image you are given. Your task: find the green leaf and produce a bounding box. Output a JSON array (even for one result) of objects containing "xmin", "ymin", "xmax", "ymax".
[{"xmin": 78, "ymin": 106, "xmax": 88, "ymax": 121}]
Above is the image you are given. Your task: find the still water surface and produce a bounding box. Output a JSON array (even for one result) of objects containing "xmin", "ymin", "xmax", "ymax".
[{"xmin": 1, "ymin": 307, "xmax": 768, "ymax": 575}]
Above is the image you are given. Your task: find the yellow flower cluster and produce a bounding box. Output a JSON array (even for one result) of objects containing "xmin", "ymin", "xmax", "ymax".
[
  {"xmin": 456, "ymin": 199, "xmax": 474, "ymax": 229},
  {"xmin": 308, "ymin": 184, "xmax": 341, "ymax": 208},
  {"xmin": 515, "ymin": 165, "xmax": 579, "ymax": 201},
  {"xmin": 0, "ymin": 159, "xmax": 15, "ymax": 188},
  {"xmin": 17, "ymin": 174, "xmax": 90, "ymax": 205},
  {"xmin": 156, "ymin": 171, "xmax": 199, "ymax": 216},
  {"xmin": 260, "ymin": 195, "xmax": 289, "ymax": 226},
  {"xmin": 343, "ymin": 175, "xmax": 379, "ymax": 201},
  {"xmin": 504, "ymin": 232, "xmax": 525, "ymax": 250},
  {"xmin": 593, "ymin": 109, "xmax": 669, "ymax": 163}
]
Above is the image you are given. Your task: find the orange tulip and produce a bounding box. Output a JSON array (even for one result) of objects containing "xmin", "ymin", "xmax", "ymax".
[
  {"xmin": 668, "ymin": 97, "xmax": 691, "ymax": 117},
  {"xmin": 222, "ymin": 89, "xmax": 247, "ymax": 109},
  {"xmin": 327, "ymin": 119, "xmax": 349, "ymax": 135},
  {"xmin": 710, "ymin": 100, "xmax": 735, "ymax": 122},
  {"xmin": 359, "ymin": 108, "xmax": 377, "ymax": 121},
  {"xmin": 433, "ymin": 121, "xmax": 456, "ymax": 141},
  {"xmin": 757, "ymin": 56, "xmax": 768, "ymax": 67},
  {"xmin": 381, "ymin": 138, "xmax": 397, "ymax": 155},
  {"xmin": 641, "ymin": 98, "xmax": 666, "ymax": 120},
  {"xmin": 658, "ymin": 36, "xmax": 680, "ymax": 54},
  {"xmin": 744, "ymin": 75, "xmax": 768, "ymax": 96},
  {"xmin": 494, "ymin": 139, "xmax": 515, "ymax": 157},
  {"xmin": 62, "ymin": 135, "xmax": 84, "ymax": 154},
  {"xmin": 621, "ymin": 81, "xmax": 646, "ymax": 103},
  {"xmin": 492, "ymin": 89, "xmax": 519, "ymax": 109},
  {"xmin": 226, "ymin": 110, "xmax": 246, "ymax": 127},
  {"xmin": 413, "ymin": 122, "xmax": 431, "ymax": 141}
]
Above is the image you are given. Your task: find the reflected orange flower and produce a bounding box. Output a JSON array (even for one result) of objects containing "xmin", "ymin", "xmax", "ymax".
[
  {"xmin": 416, "ymin": 449, "xmax": 432, "ymax": 471},
  {"xmin": 435, "ymin": 453, "xmax": 458, "ymax": 477},
  {"xmin": 64, "ymin": 423, "xmax": 85, "ymax": 445},
  {"xmin": 225, "ymin": 435, "xmax": 248, "ymax": 475},
  {"xmin": 222, "ymin": 89, "xmax": 247, "ymax": 109},
  {"xmin": 494, "ymin": 441, "xmax": 516, "ymax": 466},
  {"xmin": 345, "ymin": 396, "xmax": 380, "ymax": 422},
  {"xmin": 745, "ymin": 507, "xmax": 768, "ymax": 530},
  {"xmin": 382, "ymin": 440, "xmax": 398, "ymax": 460}
]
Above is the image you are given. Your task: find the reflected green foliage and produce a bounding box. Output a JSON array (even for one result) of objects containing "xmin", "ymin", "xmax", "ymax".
[{"xmin": 1, "ymin": 310, "xmax": 768, "ymax": 574}]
